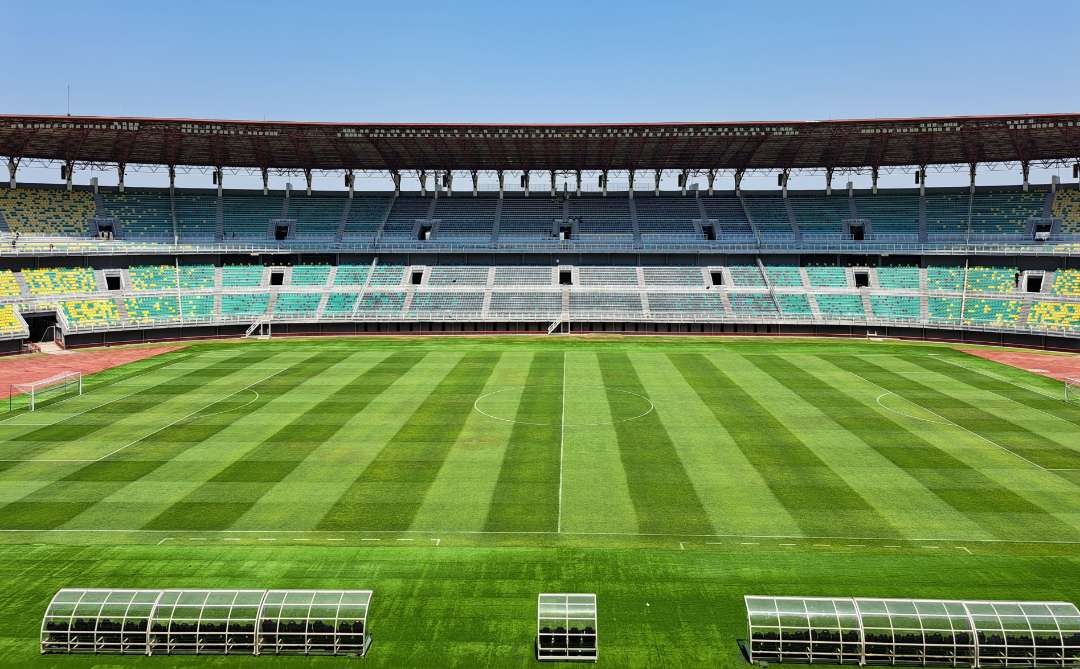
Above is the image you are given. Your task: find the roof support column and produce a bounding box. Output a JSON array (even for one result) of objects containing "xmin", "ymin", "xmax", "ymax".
[
  {"xmin": 734, "ymin": 169, "xmax": 744, "ymax": 195},
  {"xmin": 62, "ymin": 160, "xmax": 74, "ymax": 192},
  {"xmin": 825, "ymin": 167, "xmax": 834, "ymax": 196},
  {"xmin": 6, "ymin": 157, "xmax": 18, "ymax": 189},
  {"xmin": 345, "ymin": 170, "xmax": 354, "ymax": 199},
  {"xmin": 471, "ymin": 170, "xmax": 478, "ymax": 197},
  {"xmin": 780, "ymin": 168, "xmax": 789, "ymax": 199},
  {"xmin": 654, "ymin": 169, "xmax": 661, "ymax": 196},
  {"xmin": 871, "ymin": 167, "xmax": 879, "ymax": 195},
  {"xmin": 497, "ymin": 170, "xmax": 504, "ymax": 198},
  {"xmin": 628, "ymin": 169, "xmax": 635, "ymax": 198},
  {"xmin": 969, "ymin": 163, "xmax": 977, "ymax": 194},
  {"xmin": 304, "ymin": 168, "xmax": 313, "ymax": 196},
  {"xmin": 600, "ymin": 169, "xmax": 608, "ymax": 197},
  {"xmin": 575, "ymin": 170, "xmax": 581, "ymax": 196},
  {"xmin": 390, "ymin": 169, "xmax": 400, "ymax": 195},
  {"xmin": 213, "ymin": 167, "xmax": 223, "ymax": 197},
  {"xmin": 550, "ymin": 170, "xmax": 556, "ymax": 197},
  {"xmin": 261, "ymin": 167, "xmax": 269, "ymax": 195},
  {"xmin": 706, "ymin": 169, "xmax": 716, "ymax": 196},
  {"xmin": 445, "ymin": 171, "xmax": 453, "ymax": 196},
  {"xmin": 917, "ymin": 165, "xmax": 926, "ymax": 196},
  {"xmin": 168, "ymin": 165, "xmax": 176, "ymax": 193},
  {"xmin": 522, "ymin": 171, "xmax": 530, "ymax": 197},
  {"xmin": 418, "ymin": 170, "xmax": 427, "ymax": 196},
  {"xmin": 680, "ymin": 169, "xmax": 689, "ymax": 196},
  {"xmin": 1021, "ymin": 160, "xmax": 1030, "ymax": 192},
  {"xmin": 117, "ymin": 163, "xmax": 125, "ymax": 193}
]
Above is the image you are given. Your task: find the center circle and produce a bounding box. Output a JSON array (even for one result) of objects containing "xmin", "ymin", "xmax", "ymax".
[{"xmin": 473, "ymin": 385, "xmax": 655, "ymax": 427}]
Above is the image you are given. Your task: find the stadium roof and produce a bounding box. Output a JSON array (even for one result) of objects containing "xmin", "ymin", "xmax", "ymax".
[{"xmin": 2, "ymin": 113, "xmax": 1079, "ymax": 172}]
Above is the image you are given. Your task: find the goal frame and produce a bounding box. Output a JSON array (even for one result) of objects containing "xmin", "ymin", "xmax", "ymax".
[
  {"xmin": 9, "ymin": 372, "xmax": 83, "ymax": 412},
  {"xmin": 1066, "ymin": 377, "xmax": 1080, "ymax": 403}
]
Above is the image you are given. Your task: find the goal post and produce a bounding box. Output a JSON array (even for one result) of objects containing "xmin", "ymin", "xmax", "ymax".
[
  {"xmin": 8, "ymin": 372, "xmax": 82, "ymax": 412},
  {"xmin": 1066, "ymin": 378, "xmax": 1080, "ymax": 404}
]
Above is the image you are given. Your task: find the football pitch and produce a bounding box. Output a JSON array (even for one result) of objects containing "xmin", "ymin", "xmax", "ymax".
[{"xmin": 1, "ymin": 336, "xmax": 1079, "ymax": 666}]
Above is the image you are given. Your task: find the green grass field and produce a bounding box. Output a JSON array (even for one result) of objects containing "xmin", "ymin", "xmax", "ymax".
[{"xmin": 1, "ymin": 336, "xmax": 1079, "ymax": 667}]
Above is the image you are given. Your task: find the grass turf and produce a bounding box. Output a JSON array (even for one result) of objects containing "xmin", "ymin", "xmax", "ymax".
[{"xmin": 0, "ymin": 335, "xmax": 1079, "ymax": 666}]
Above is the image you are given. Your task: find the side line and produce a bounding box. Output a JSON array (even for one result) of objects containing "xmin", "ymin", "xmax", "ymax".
[{"xmin": 556, "ymin": 352, "xmax": 566, "ymax": 534}]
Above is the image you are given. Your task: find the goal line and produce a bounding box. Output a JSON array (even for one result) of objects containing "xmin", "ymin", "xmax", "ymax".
[{"xmin": 8, "ymin": 372, "xmax": 83, "ymax": 412}]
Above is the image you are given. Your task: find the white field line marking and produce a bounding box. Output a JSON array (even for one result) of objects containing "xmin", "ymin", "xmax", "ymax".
[
  {"xmin": 844, "ymin": 367, "xmax": 1049, "ymax": 472},
  {"xmin": 326, "ymin": 538, "xmax": 345, "ymax": 542},
  {"xmin": 557, "ymin": 356, "xmax": 566, "ymax": 534},
  {"xmin": 933, "ymin": 355, "xmax": 1066, "ymax": 402},
  {"xmin": 679, "ymin": 542, "xmax": 685, "ymax": 550},
  {"xmin": 875, "ymin": 392, "xmax": 952, "ymax": 425},
  {"xmin": 0, "ymin": 368, "xmax": 289, "ymax": 463},
  {"xmin": 432, "ymin": 538, "xmax": 441, "ymax": 546},
  {"xmin": 223, "ymin": 538, "xmax": 241, "ymax": 542},
  {"xmin": 473, "ymin": 386, "xmax": 654, "ymax": 427},
  {"xmin": 958, "ymin": 546, "xmax": 973, "ymax": 554},
  {"xmin": 257, "ymin": 538, "xmax": 276, "ymax": 542},
  {"xmin": 9, "ymin": 527, "xmax": 1080, "ymax": 547},
  {"xmin": 156, "ymin": 537, "xmax": 172, "ymax": 546},
  {"xmin": 779, "ymin": 543, "xmax": 797, "ymax": 547}
]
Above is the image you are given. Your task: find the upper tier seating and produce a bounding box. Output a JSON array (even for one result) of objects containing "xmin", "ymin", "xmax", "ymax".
[
  {"xmin": 381, "ymin": 197, "xmax": 430, "ymax": 240},
  {"xmin": 274, "ymin": 293, "xmax": 321, "ymax": 317},
  {"xmin": 870, "ymin": 295, "xmax": 921, "ymax": 320},
  {"xmin": 181, "ymin": 294, "xmax": 215, "ymax": 320},
  {"xmin": 729, "ymin": 293, "xmax": 777, "ymax": 316},
  {"xmin": 968, "ymin": 189, "xmax": 1044, "ymax": 237},
  {"xmin": 927, "ymin": 266, "xmax": 964, "ymax": 292},
  {"xmin": 23, "ymin": 267, "xmax": 96, "ymax": 295},
  {"xmin": 925, "ymin": 192, "xmax": 970, "ymax": 238},
  {"xmin": 764, "ymin": 265, "xmax": 802, "ymax": 287},
  {"xmin": 102, "ymin": 190, "xmax": 173, "ymax": 239},
  {"xmin": 788, "ymin": 192, "xmax": 849, "ymax": 239},
  {"xmin": 805, "ymin": 265, "xmax": 847, "ymax": 288},
  {"xmin": 408, "ymin": 291, "xmax": 485, "ymax": 315},
  {"xmin": 647, "ymin": 292, "xmax": 724, "ymax": 314},
  {"xmin": 172, "ymin": 193, "xmax": 218, "ymax": 240},
  {"xmin": 727, "ymin": 265, "xmax": 766, "ymax": 287},
  {"xmin": 126, "ymin": 296, "xmax": 179, "ymax": 323},
  {"xmin": 636, "ymin": 195, "xmax": 700, "ymax": 240},
  {"xmin": 570, "ymin": 292, "xmax": 643, "ymax": 316},
  {"xmin": 342, "ymin": 195, "xmax": 391, "ymax": 242},
  {"xmin": 62, "ymin": 299, "xmax": 120, "ymax": 326},
  {"xmin": 965, "ymin": 267, "xmax": 1016, "ymax": 293},
  {"xmin": 0, "ymin": 188, "xmax": 93, "ymax": 236},
  {"xmin": 368, "ymin": 264, "xmax": 404, "ymax": 286},
  {"xmin": 494, "ymin": 266, "xmax": 551, "ymax": 286},
  {"xmin": 962, "ymin": 298, "xmax": 1021, "ymax": 325},
  {"xmin": 222, "ymin": 194, "xmax": 282, "ymax": 238},
  {"xmin": 432, "ymin": 197, "xmax": 496, "ymax": 241},
  {"xmin": 334, "ymin": 264, "xmax": 370, "ymax": 286},
  {"xmin": 776, "ymin": 293, "xmax": 812, "ymax": 316},
  {"xmin": 853, "ymin": 191, "xmax": 919, "ymax": 238},
  {"xmin": 928, "ymin": 297, "xmax": 962, "ymax": 322},
  {"xmin": 128, "ymin": 264, "xmax": 215, "ymax": 291},
  {"xmin": 0, "ymin": 305, "xmax": 25, "ymax": 335},
  {"xmin": 1051, "ymin": 269, "xmax": 1080, "ymax": 296},
  {"xmin": 700, "ymin": 195, "xmax": 755, "ymax": 241},
  {"xmin": 288, "ymin": 194, "xmax": 345, "ymax": 239},
  {"xmin": 815, "ymin": 294, "xmax": 864, "ymax": 318},
  {"xmin": 290, "ymin": 265, "xmax": 331, "ymax": 287},
  {"xmin": 742, "ymin": 194, "xmax": 794, "ymax": 239},
  {"xmin": 220, "ymin": 293, "xmax": 270, "ymax": 318},
  {"xmin": 577, "ymin": 266, "xmax": 638, "ymax": 286},
  {"xmin": 1028, "ymin": 301, "xmax": 1080, "ymax": 331},
  {"xmin": 488, "ymin": 292, "xmax": 562, "ymax": 316},
  {"xmin": 324, "ymin": 292, "xmax": 358, "ymax": 316},
  {"xmin": 498, "ymin": 196, "xmax": 560, "ymax": 240},
  {"xmin": 1051, "ymin": 188, "xmax": 1080, "ymax": 234},
  {"xmin": 427, "ymin": 266, "xmax": 489, "ymax": 286},
  {"xmin": 642, "ymin": 266, "xmax": 703, "ymax": 286},
  {"xmin": 355, "ymin": 292, "xmax": 405, "ymax": 314},
  {"xmin": 0, "ymin": 270, "xmax": 19, "ymax": 297},
  {"xmin": 568, "ymin": 196, "xmax": 633, "ymax": 241},
  {"xmin": 876, "ymin": 266, "xmax": 920, "ymax": 290},
  {"xmin": 222, "ymin": 265, "xmax": 264, "ymax": 287}
]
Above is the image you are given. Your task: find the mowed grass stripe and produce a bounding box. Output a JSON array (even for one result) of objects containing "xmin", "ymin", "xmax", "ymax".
[
  {"xmin": 668, "ymin": 352, "xmax": 901, "ymax": 538},
  {"xmin": 0, "ymin": 349, "xmax": 304, "ymax": 530},
  {"xmin": 317, "ymin": 351, "xmax": 501, "ymax": 531},
  {"xmin": 599, "ymin": 352, "xmax": 712, "ymax": 535},
  {"xmin": 756, "ymin": 354, "xmax": 1078, "ymax": 542},
  {"xmin": 831, "ymin": 355, "xmax": 1080, "ymax": 471},
  {"xmin": 911, "ymin": 354, "xmax": 1080, "ymax": 429},
  {"xmin": 483, "ymin": 351, "xmax": 563, "ymax": 532},
  {"xmin": 143, "ymin": 351, "xmax": 425, "ymax": 531}
]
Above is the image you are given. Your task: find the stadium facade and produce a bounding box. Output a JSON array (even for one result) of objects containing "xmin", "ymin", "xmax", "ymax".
[{"xmin": 0, "ymin": 113, "xmax": 1079, "ymax": 353}]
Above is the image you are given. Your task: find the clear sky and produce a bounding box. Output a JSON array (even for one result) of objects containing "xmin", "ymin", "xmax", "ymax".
[{"xmin": 5, "ymin": 0, "xmax": 1079, "ymax": 190}]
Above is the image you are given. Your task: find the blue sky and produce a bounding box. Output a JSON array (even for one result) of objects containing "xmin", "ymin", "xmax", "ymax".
[{"xmin": 5, "ymin": 0, "xmax": 1079, "ymax": 189}]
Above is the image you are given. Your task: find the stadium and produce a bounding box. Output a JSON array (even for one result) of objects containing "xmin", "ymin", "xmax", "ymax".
[{"xmin": 3, "ymin": 4, "xmax": 1080, "ymax": 665}]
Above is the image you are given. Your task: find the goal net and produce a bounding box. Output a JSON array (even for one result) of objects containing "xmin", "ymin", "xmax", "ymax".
[
  {"xmin": 1066, "ymin": 378, "xmax": 1080, "ymax": 405},
  {"xmin": 8, "ymin": 372, "xmax": 82, "ymax": 412}
]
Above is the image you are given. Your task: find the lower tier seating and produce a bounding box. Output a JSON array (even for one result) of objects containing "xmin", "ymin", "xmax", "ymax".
[
  {"xmin": 23, "ymin": 268, "xmax": 96, "ymax": 295},
  {"xmin": 221, "ymin": 293, "xmax": 270, "ymax": 318},
  {"xmin": 62, "ymin": 299, "xmax": 120, "ymax": 326},
  {"xmin": 0, "ymin": 270, "xmax": 19, "ymax": 297},
  {"xmin": 0, "ymin": 304, "xmax": 24, "ymax": 335},
  {"xmin": 776, "ymin": 293, "xmax": 812, "ymax": 316},
  {"xmin": 1051, "ymin": 269, "xmax": 1080, "ymax": 296},
  {"xmin": 870, "ymin": 295, "xmax": 921, "ymax": 320},
  {"xmin": 815, "ymin": 294, "xmax": 864, "ymax": 318},
  {"xmin": 1028, "ymin": 302, "xmax": 1080, "ymax": 331}
]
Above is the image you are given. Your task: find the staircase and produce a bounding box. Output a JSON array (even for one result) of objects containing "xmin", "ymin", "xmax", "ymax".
[
  {"xmin": 335, "ymin": 197, "xmax": 352, "ymax": 243},
  {"xmin": 1017, "ymin": 297, "xmax": 1034, "ymax": 329},
  {"xmin": 0, "ymin": 210, "xmax": 8, "ymax": 233},
  {"xmin": 491, "ymin": 197, "xmax": 503, "ymax": 243},
  {"xmin": 784, "ymin": 198, "xmax": 802, "ymax": 240},
  {"xmin": 917, "ymin": 194, "xmax": 928, "ymax": 242},
  {"xmin": 372, "ymin": 195, "xmax": 396, "ymax": 246},
  {"xmin": 737, "ymin": 194, "xmax": 763, "ymax": 244},
  {"xmin": 215, "ymin": 195, "xmax": 225, "ymax": 241},
  {"xmin": 628, "ymin": 196, "xmax": 642, "ymax": 246}
]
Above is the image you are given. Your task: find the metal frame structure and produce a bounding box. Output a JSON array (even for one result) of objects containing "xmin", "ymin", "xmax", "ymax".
[
  {"xmin": 745, "ymin": 595, "xmax": 1080, "ymax": 667},
  {"xmin": 537, "ymin": 593, "xmax": 598, "ymax": 662},
  {"xmin": 41, "ymin": 588, "xmax": 373, "ymax": 657}
]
